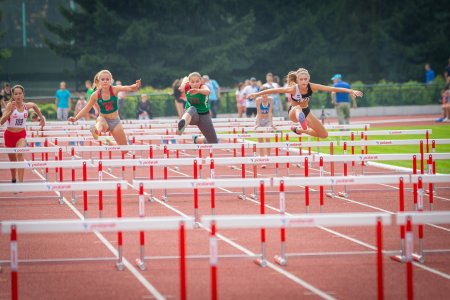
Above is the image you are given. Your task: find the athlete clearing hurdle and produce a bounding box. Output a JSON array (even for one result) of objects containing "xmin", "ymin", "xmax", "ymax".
[
  {"xmin": 177, "ymin": 72, "xmax": 218, "ymax": 144},
  {"xmin": 1, "ymin": 85, "xmax": 45, "ymax": 183},
  {"xmin": 247, "ymin": 68, "xmax": 363, "ymax": 138},
  {"xmin": 69, "ymin": 70, "xmax": 141, "ymax": 147}
]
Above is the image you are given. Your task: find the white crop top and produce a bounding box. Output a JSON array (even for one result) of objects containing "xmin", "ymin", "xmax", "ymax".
[{"xmin": 7, "ymin": 104, "xmax": 28, "ymax": 128}]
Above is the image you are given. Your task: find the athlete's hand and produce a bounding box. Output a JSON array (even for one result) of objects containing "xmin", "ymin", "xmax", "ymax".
[
  {"xmin": 246, "ymin": 93, "xmax": 256, "ymax": 99},
  {"xmin": 254, "ymin": 125, "xmax": 259, "ymax": 130},
  {"xmin": 188, "ymin": 88, "xmax": 199, "ymax": 95},
  {"xmin": 271, "ymin": 125, "xmax": 277, "ymax": 130},
  {"xmin": 352, "ymin": 90, "xmax": 363, "ymax": 97},
  {"xmin": 10, "ymin": 100, "xmax": 16, "ymax": 112},
  {"xmin": 68, "ymin": 116, "xmax": 76, "ymax": 123},
  {"xmin": 39, "ymin": 118, "xmax": 45, "ymax": 131},
  {"xmin": 135, "ymin": 79, "xmax": 141, "ymax": 90}
]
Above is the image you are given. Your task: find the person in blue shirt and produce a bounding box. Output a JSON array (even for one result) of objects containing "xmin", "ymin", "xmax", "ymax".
[
  {"xmin": 55, "ymin": 81, "xmax": 72, "ymax": 120},
  {"xmin": 331, "ymin": 74, "xmax": 356, "ymax": 125},
  {"xmin": 202, "ymin": 75, "xmax": 220, "ymax": 118},
  {"xmin": 425, "ymin": 64, "xmax": 435, "ymax": 84}
]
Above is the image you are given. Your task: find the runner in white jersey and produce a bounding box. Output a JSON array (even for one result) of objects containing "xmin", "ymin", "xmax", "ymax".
[{"xmin": 0, "ymin": 85, "xmax": 45, "ymax": 183}]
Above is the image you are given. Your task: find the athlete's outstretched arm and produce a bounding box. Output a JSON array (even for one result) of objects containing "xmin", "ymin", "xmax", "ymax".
[
  {"xmin": 311, "ymin": 83, "xmax": 363, "ymax": 97},
  {"xmin": 246, "ymin": 86, "xmax": 294, "ymax": 99},
  {"xmin": 69, "ymin": 93, "xmax": 98, "ymax": 122},
  {"xmin": 27, "ymin": 102, "xmax": 46, "ymax": 129},
  {"xmin": 189, "ymin": 84, "xmax": 210, "ymax": 96},
  {"xmin": 114, "ymin": 79, "xmax": 141, "ymax": 93}
]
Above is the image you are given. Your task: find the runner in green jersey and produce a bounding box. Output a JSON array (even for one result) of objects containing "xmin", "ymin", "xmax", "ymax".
[
  {"xmin": 69, "ymin": 69, "xmax": 141, "ymax": 151},
  {"xmin": 177, "ymin": 72, "xmax": 218, "ymax": 144}
]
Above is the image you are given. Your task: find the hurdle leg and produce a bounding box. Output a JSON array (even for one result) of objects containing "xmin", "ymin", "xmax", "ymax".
[
  {"xmin": 71, "ymin": 147, "xmax": 76, "ymax": 204},
  {"xmin": 116, "ymin": 184, "xmax": 125, "ymax": 271},
  {"xmin": 406, "ymin": 217, "xmax": 414, "ymax": 300},
  {"xmin": 11, "ymin": 225, "xmax": 18, "ymax": 300},
  {"xmin": 391, "ymin": 177, "xmax": 406, "ymax": 263},
  {"xmin": 412, "ymin": 178, "xmax": 425, "ymax": 263},
  {"xmin": 326, "ymin": 144, "xmax": 337, "ymax": 198},
  {"xmin": 162, "ymin": 146, "xmax": 169, "ymax": 202},
  {"xmin": 274, "ymin": 180, "xmax": 287, "ymax": 266},
  {"xmin": 254, "ymin": 181, "xmax": 267, "ymax": 267},
  {"xmin": 136, "ymin": 183, "xmax": 146, "ymax": 270}
]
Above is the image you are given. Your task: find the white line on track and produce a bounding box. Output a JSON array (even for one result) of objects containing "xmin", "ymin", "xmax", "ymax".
[
  {"xmin": 32, "ymin": 163, "xmax": 166, "ymax": 300},
  {"xmin": 109, "ymin": 164, "xmax": 335, "ymax": 300}
]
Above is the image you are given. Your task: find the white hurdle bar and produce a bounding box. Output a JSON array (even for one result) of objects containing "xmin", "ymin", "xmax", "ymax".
[
  {"xmin": 0, "ymin": 180, "xmax": 127, "ymax": 218},
  {"xmin": 133, "ymin": 178, "xmax": 271, "ymax": 226},
  {"xmin": 0, "ymin": 180, "xmax": 127, "ymax": 193},
  {"xmin": 2, "ymin": 216, "xmax": 194, "ymax": 300},
  {"xmin": 202, "ymin": 212, "xmax": 389, "ymax": 300}
]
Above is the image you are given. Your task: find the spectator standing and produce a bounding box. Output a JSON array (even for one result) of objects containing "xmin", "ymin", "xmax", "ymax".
[
  {"xmin": 242, "ymin": 77, "xmax": 260, "ymax": 117},
  {"xmin": 202, "ymin": 75, "xmax": 220, "ymax": 118},
  {"xmin": 283, "ymin": 75, "xmax": 292, "ymax": 111},
  {"xmin": 172, "ymin": 78, "xmax": 186, "ymax": 118},
  {"xmin": 74, "ymin": 95, "xmax": 88, "ymax": 121},
  {"xmin": 425, "ymin": 64, "xmax": 435, "ymax": 84},
  {"xmin": 55, "ymin": 81, "xmax": 72, "ymax": 120},
  {"xmin": 330, "ymin": 74, "xmax": 356, "ymax": 125},
  {"xmin": 263, "ymin": 72, "xmax": 283, "ymax": 117},
  {"xmin": 436, "ymin": 77, "xmax": 450, "ymax": 122},
  {"xmin": 0, "ymin": 82, "xmax": 12, "ymax": 118},
  {"xmin": 137, "ymin": 94, "xmax": 152, "ymax": 120},
  {"xmin": 235, "ymin": 82, "xmax": 246, "ymax": 118}
]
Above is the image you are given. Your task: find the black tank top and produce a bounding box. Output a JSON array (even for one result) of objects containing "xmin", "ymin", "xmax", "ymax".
[{"xmin": 291, "ymin": 83, "xmax": 313, "ymax": 103}]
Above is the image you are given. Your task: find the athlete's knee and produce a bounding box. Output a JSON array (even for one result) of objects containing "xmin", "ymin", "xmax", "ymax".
[
  {"xmin": 318, "ymin": 131, "xmax": 328, "ymax": 139},
  {"xmin": 186, "ymin": 106, "xmax": 197, "ymax": 116}
]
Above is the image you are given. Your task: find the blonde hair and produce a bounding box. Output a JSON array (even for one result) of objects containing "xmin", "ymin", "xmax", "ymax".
[
  {"xmin": 93, "ymin": 70, "xmax": 114, "ymax": 89},
  {"xmin": 296, "ymin": 68, "xmax": 310, "ymax": 80},
  {"xmin": 188, "ymin": 72, "xmax": 202, "ymax": 80},
  {"xmin": 286, "ymin": 71, "xmax": 297, "ymax": 86}
]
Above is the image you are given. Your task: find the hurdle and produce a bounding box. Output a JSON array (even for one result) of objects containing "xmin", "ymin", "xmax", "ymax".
[
  {"xmin": 0, "ymin": 180, "xmax": 127, "ymax": 219},
  {"xmin": 409, "ymin": 175, "xmax": 450, "ymax": 263},
  {"xmin": 396, "ymin": 211, "xmax": 450, "ymax": 300},
  {"xmin": 202, "ymin": 212, "xmax": 390, "ymax": 300},
  {"xmin": 133, "ymin": 177, "xmax": 271, "ymax": 224},
  {"xmin": 2, "ymin": 216, "xmax": 194, "ymax": 300},
  {"xmin": 273, "ymin": 174, "xmax": 408, "ymax": 214}
]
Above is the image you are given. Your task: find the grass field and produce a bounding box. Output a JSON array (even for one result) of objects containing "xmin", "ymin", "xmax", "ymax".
[{"xmin": 282, "ymin": 124, "xmax": 450, "ymax": 174}]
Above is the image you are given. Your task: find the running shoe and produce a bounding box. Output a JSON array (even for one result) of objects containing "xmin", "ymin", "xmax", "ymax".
[
  {"xmin": 291, "ymin": 126, "xmax": 301, "ymax": 135},
  {"xmin": 436, "ymin": 117, "xmax": 445, "ymax": 122},
  {"xmin": 177, "ymin": 119, "xmax": 186, "ymax": 135},
  {"xmin": 298, "ymin": 111, "xmax": 308, "ymax": 130},
  {"xmin": 90, "ymin": 125, "xmax": 99, "ymax": 140},
  {"xmin": 193, "ymin": 135, "xmax": 199, "ymax": 144}
]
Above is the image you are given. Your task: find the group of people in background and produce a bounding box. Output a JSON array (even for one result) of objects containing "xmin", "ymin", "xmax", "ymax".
[{"xmin": 1, "ymin": 58, "xmax": 449, "ymax": 184}]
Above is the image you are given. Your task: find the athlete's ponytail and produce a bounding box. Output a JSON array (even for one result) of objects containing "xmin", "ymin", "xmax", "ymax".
[{"xmin": 286, "ymin": 71, "xmax": 297, "ymax": 86}]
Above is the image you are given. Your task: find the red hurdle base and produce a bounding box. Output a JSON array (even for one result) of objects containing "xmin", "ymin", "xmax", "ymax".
[{"xmin": 274, "ymin": 255, "xmax": 287, "ymax": 266}]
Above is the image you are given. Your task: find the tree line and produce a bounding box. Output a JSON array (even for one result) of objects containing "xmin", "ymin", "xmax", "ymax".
[{"xmin": 6, "ymin": 0, "xmax": 450, "ymax": 88}]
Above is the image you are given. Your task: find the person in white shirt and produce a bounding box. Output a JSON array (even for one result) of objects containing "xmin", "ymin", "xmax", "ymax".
[
  {"xmin": 263, "ymin": 72, "xmax": 283, "ymax": 117},
  {"xmin": 241, "ymin": 77, "xmax": 259, "ymax": 117}
]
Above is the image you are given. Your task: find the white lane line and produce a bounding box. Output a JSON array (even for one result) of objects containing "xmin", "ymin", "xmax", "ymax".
[
  {"xmin": 32, "ymin": 169, "xmax": 166, "ymax": 300},
  {"xmin": 116, "ymin": 162, "xmax": 335, "ymax": 299}
]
